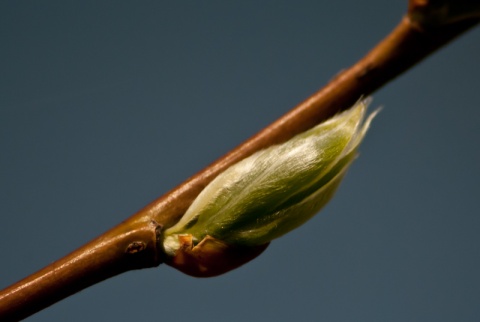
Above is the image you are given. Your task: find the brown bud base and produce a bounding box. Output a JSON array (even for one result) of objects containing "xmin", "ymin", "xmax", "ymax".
[{"xmin": 164, "ymin": 235, "xmax": 269, "ymax": 277}]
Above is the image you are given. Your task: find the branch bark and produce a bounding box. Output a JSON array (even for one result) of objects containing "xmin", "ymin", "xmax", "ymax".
[
  {"xmin": 0, "ymin": 220, "xmax": 162, "ymax": 321},
  {"xmin": 0, "ymin": 2, "xmax": 478, "ymax": 320}
]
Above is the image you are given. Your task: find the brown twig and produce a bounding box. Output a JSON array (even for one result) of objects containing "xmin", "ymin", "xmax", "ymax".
[
  {"xmin": 0, "ymin": 220, "xmax": 162, "ymax": 321},
  {"xmin": 0, "ymin": 2, "xmax": 478, "ymax": 320}
]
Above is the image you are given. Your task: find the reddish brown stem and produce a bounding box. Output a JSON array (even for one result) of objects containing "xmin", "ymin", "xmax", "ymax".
[
  {"xmin": 0, "ymin": 6, "xmax": 478, "ymax": 321},
  {"xmin": 0, "ymin": 221, "xmax": 162, "ymax": 321}
]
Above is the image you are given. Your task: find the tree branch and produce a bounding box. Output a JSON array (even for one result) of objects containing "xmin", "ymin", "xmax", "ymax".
[
  {"xmin": 0, "ymin": 220, "xmax": 162, "ymax": 321},
  {"xmin": 0, "ymin": 2, "xmax": 478, "ymax": 320}
]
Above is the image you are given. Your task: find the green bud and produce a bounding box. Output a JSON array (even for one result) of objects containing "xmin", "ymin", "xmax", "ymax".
[{"xmin": 163, "ymin": 99, "xmax": 377, "ymax": 275}]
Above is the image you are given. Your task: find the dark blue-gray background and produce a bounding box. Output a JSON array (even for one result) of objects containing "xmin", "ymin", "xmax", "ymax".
[{"xmin": 1, "ymin": 1, "xmax": 479, "ymax": 321}]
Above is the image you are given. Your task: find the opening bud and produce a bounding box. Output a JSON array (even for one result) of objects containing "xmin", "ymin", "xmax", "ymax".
[{"xmin": 163, "ymin": 99, "xmax": 378, "ymax": 276}]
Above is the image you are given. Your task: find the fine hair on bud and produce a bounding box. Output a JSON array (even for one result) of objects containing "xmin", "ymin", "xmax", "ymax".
[{"xmin": 163, "ymin": 98, "xmax": 378, "ymax": 263}]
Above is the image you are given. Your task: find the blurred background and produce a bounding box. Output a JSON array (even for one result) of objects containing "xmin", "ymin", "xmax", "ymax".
[{"xmin": 1, "ymin": 1, "xmax": 479, "ymax": 321}]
